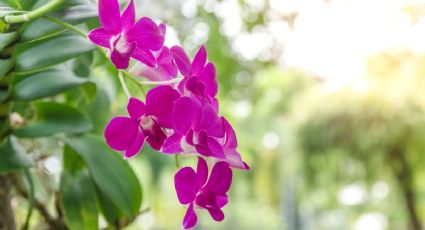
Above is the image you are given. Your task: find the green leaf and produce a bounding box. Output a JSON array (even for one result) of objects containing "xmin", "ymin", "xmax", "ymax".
[
  {"xmin": 66, "ymin": 135, "xmax": 142, "ymax": 221},
  {"xmin": 0, "ymin": 59, "xmax": 14, "ymax": 78},
  {"xmin": 15, "ymin": 33, "xmax": 95, "ymax": 73},
  {"xmin": 12, "ymin": 67, "xmax": 96, "ymax": 101},
  {"xmin": 13, "ymin": 102, "xmax": 92, "ymax": 137},
  {"xmin": 0, "ymin": 136, "xmax": 32, "ymax": 174},
  {"xmin": 60, "ymin": 170, "xmax": 98, "ymax": 230},
  {"xmin": 20, "ymin": 4, "xmax": 97, "ymax": 42},
  {"xmin": 0, "ymin": 31, "xmax": 18, "ymax": 51}
]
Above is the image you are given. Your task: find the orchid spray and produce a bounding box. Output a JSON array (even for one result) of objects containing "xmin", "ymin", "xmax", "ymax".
[{"xmin": 88, "ymin": 0, "xmax": 249, "ymax": 228}]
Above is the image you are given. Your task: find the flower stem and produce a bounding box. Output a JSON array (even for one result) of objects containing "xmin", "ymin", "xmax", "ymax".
[
  {"xmin": 174, "ymin": 155, "xmax": 180, "ymax": 169},
  {"xmin": 139, "ymin": 77, "xmax": 183, "ymax": 85},
  {"xmin": 4, "ymin": 0, "xmax": 65, "ymax": 24},
  {"xmin": 118, "ymin": 72, "xmax": 130, "ymax": 98},
  {"xmin": 43, "ymin": 16, "xmax": 87, "ymax": 37}
]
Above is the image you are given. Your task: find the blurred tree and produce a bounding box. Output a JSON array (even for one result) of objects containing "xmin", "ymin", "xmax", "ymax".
[{"xmin": 296, "ymin": 51, "xmax": 425, "ymax": 230}]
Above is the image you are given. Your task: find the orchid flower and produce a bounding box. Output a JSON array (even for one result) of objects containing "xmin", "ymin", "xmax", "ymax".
[
  {"xmin": 174, "ymin": 158, "xmax": 232, "ymax": 229},
  {"xmin": 130, "ymin": 46, "xmax": 178, "ymax": 81},
  {"xmin": 104, "ymin": 86, "xmax": 180, "ymax": 157},
  {"xmin": 162, "ymin": 96, "xmax": 225, "ymax": 158},
  {"xmin": 88, "ymin": 0, "xmax": 165, "ymax": 69},
  {"xmin": 171, "ymin": 46, "xmax": 218, "ymax": 106}
]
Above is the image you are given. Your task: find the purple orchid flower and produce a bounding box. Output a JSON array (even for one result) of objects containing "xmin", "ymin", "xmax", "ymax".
[
  {"xmin": 174, "ymin": 157, "xmax": 232, "ymax": 229},
  {"xmin": 222, "ymin": 118, "xmax": 250, "ymax": 170},
  {"xmin": 88, "ymin": 0, "xmax": 165, "ymax": 69},
  {"xmin": 171, "ymin": 46, "xmax": 218, "ymax": 106},
  {"xmin": 130, "ymin": 46, "xmax": 178, "ymax": 81},
  {"xmin": 161, "ymin": 96, "xmax": 225, "ymax": 158},
  {"xmin": 104, "ymin": 85, "xmax": 180, "ymax": 157}
]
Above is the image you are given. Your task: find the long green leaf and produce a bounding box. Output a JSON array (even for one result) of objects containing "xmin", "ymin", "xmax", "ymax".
[
  {"xmin": 12, "ymin": 67, "xmax": 95, "ymax": 101},
  {"xmin": 60, "ymin": 170, "xmax": 98, "ymax": 230},
  {"xmin": 66, "ymin": 135, "xmax": 142, "ymax": 221},
  {"xmin": 20, "ymin": 4, "xmax": 97, "ymax": 42},
  {"xmin": 15, "ymin": 33, "xmax": 95, "ymax": 73},
  {"xmin": 0, "ymin": 59, "xmax": 14, "ymax": 78},
  {"xmin": 0, "ymin": 136, "xmax": 32, "ymax": 174},
  {"xmin": 13, "ymin": 102, "xmax": 92, "ymax": 137},
  {"xmin": 0, "ymin": 31, "xmax": 18, "ymax": 51}
]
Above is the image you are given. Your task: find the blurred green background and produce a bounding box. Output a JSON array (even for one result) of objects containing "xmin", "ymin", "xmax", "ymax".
[{"xmin": 12, "ymin": 0, "xmax": 425, "ymax": 229}]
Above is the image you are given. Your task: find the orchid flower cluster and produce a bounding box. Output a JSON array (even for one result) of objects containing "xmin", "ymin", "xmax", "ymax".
[{"xmin": 87, "ymin": 0, "xmax": 249, "ymax": 228}]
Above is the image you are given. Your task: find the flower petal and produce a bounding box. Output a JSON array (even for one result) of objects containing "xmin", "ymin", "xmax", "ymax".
[
  {"xmin": 196, "ymin": 103, "xmax": 224, "ymax": 137},
  {"xmin": 174, "ymin": 167, "xmax": 199, "ymax": 204},
  {"xmin": 207, "ymin": 137, "xmax": 225, "ymax": 159},
  {"xmin": 131, "ymin": 47, "xmax": 156, "ymax": 67},
  {"xmin": 127, "ymin": 17, "xmax": 165, "ymax": 51},
  {"xmin": 196, "ymin": 157, "xmax": 208, "ymax": 187},
  {"xmin": 87, "ymin": 28, "xmax": 113, "ymax": 48},
  {"xmin": 127, "ymin": 97, "xmax": 146, "ymax": 119},
  {"xmin": 171, "ymin": 46, "xmax": 191, "ymax": 78},
  {"xmin": 197, "ymin": 63, "xmax": 218, "ymax": 97},
  {"xmin": 104, "ymin": 117, "xmax": 139, "ymax": 151},
  {"xmin": 225, "ymin": 149, "xmax": 248, "ymax": 170},
  {"xmin": 121, "ymin": 0, "xmax": 135, "ymax": 33},
  {"xmin": 203, "ymin": 161, "xmax": 232, "ymax": 194},
  {"xmin": 161, "ymin": 134, "xmax": 183, "ymax": 154},
  {"xmin": 124, "ymin": 129, "xmax": 145, "ymax": 158},
  {"xmin": 98, "ymin": 0, "xmax": 122, "ymax": 33},
  {"xmin": 144, "ymin": 122, "xmax": 167, "ymax": 150},
  {"xmin": 207, "ymin": 207, "xmax": 225, "ymax": 222},
  {"xmin": 173, "ymin": 97, "xmax": 196, "ymax": 135},
  {"xmin": 223, "ymin": 118, "xmax": 237, "ymax": 148},
  {"xmin": 183, "ymin": 203, "xmax": 197, "ymax": 229},
  {"xmin": 191, "ymin": 45, "xmax": 207, "ymax": 76},
  {"xmin": 146, "ymin": 85, "xmax": 180, "ymax": 128},
  {"xmin": 133, "ymin": 47, "xmax": 177, "ymax": 81},
  {"xmin": 110, "ymin": 49, "xmax": 131, "ymax": 69}
]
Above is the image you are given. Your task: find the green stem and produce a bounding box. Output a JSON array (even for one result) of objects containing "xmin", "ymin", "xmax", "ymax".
[
  {"xmin": 174, "ymin": 155, "xmax": 180, "ymax": 169},
  {"xmin": 43, "ymin": 16, "xmax": 87, "ymax": 37},
  {"xmin": 4, "ymin": 0, "xmax": 65, "ymax": 24}
]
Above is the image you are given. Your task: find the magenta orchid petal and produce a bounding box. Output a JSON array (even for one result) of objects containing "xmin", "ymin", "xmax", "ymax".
[
  {"xmin": 98, "ymin": 0, "xmax": 122, "ymax": 33},
  {"xmin": 225, "ymin": 149, "xmax": 248, "ymax": 170},
  {"xmin": 127, "ymin": 17, "xmax": 165, "ymax": 51},
  {"xmin": 207, "ymin": 208, "xmax": 225, "ymax": 222},
  {"xmin": 146, "ymin": 85, "xmax": 180, "ymax": 128},
  {"xmin": 171, "ymin": 46, "xmax": 192, "ymax": 77},
  {"xmin": 191, "ymin": 45, "xmax": 207, "ymax": 76},
  {"xmin": 87, "ymin": 28, "xmax": 113, "ymax": 48},
  {"xmin": 144, "ymin": 122, "xmax": 167, "ymax": 150},
  {"xmin": 182, "ymin": 204, "xmax": 197, "ymax": 230},
  {"xmin": 124, "ymin": 129, "xmax": 145, "ymax": 158},
  {"xmin": 121, "ymin": 0, "xmax": 135, "ymax": 33},
  {"xmin": 207, "ymin": 137, "xmax": 225, "ymax": 158},
  {"xmin": 198, "ymin": 63, "xmax": 218, "ymax": 97},
  {"xmin": 110, "ymin": 48, "xmax": 132, "ymax": 69},
  {"xmin": 134, "ymin": 47, "xmax": 177, "ymax": 81},
  {"xmin": 104, "ymin": 117, "xmax": 140, "ymax": 151},
  {"xmin": 204, "ymin": 161, "xmax": 232, "ymax": 194},
  {"xmin": 162, "ymin": 134, "xmax": 183, "ymax": 154},
  {"xmin": 215, "ymin": 195, "xmax": 228, "ymax": 208},
  {"xmin": 223, "ymin": 118, "xmax": 237, "ymax": 148},
  {"xmin": 131, "ymin": 47, "xmax": 156, "ymax": 67},
  {"xmin": 196, "ymin": 157, "xmax": 208, "ymax": 187},
  {"xmin": 174, "ymin": 167, "xmax": 199, "ymax": 204},
  {"xmin": 127, "ymin": 97, "xmax": 146, "ymax": 119},
  {"xmin": 173, "ymin": 97, "xmax": 197, "ymax": 135},
  {"xmin": 196, "ymin": 103, "xmax": 224, "ymax": 137}
]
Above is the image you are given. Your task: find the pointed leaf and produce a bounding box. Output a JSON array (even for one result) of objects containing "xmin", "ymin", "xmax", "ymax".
[
  {"xmin": 15, "ymin": 33, "xmax": 95, "ymax": 73},
  {"xmin": 13, "ymin": 102, "xmax": 92, "ymax": 137},
  {"xmin": 60, "ymin": 170, "xmax": 98, "ymax": 230},
  {"xmin": 0, "ymin": 31, "xmax": 18, "ymax": 51},
  {"xmin": 66, "ymin": 135, "xmax": 142, "ymax": 220},
  {"xmin": 0, "ymin": 136, "xmax": 32, "ymax": 174},
  {"xmin": 0, "ymin": 59, "xmax": 14, "ymax": 78},
  {"xmin": 12, "ymin": 67, "xmax": 96, "ymax": 101}
]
